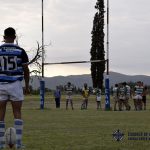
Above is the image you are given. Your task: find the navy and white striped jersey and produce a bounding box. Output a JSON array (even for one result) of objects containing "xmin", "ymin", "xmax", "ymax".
[
  {"xmin": 65, "ymin": 85, "xmax": 73, "ymax": 96},
  {"xmin": 96, "ymin": 88, "xmax": 101, "ymax": 97},
  {"xmin": 113, "ymin": 87, "xmax": 119, "ymax": 97},
  {"xmin": 119, "ymin": 87, "xmax": 125, "ymax": 96},
  {"xmin": 134, "ymin": 85, "xmax": 143, "ymax": 96},
  {"xmin": 126, "ymin": 85, "xmax": 131, "ymax": 97},
  {"xmin": 0, "ymin": 43, "xmax": 29, "ymax": 83}
]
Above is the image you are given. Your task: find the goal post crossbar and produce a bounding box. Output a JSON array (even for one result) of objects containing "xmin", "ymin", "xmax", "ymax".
[{"xmin": 44, "ymin": 60, "xmax": 106, "ymax": 65}]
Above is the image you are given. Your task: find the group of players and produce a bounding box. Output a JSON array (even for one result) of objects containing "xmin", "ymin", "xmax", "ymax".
[
  {"xmin": 54, "ymin": 81, "xmax": 148, "ymax": 111},
  {"xmin": 54, "ymin": 82, "xmax": 102, "ymax": 110},
  {"xmin": 65, "ymin": 82, "xmax": 102, "ymax": 110},
  {"xmin": 112, "ymin": 81, "xmax": 148, "ymax": 111}
]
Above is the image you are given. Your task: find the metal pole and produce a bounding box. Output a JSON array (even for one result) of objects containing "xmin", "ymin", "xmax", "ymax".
[
  {"xmin": 42, "ymin": 0, "xmax": 44, "ymax": 78},
  {"xmin": 105, "ymin": 0, "xmax": 110, "ymax": 110},
  {"xmin": 40, "ymin": 0, "xmax": 45, "ymax": 110},
  {"xmin": 107, "ymin": 0, "xmax": 109, "ymax": 75}
]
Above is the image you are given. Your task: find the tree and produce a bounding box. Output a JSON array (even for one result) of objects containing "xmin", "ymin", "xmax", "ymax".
[
  {"xmin": 90, "ymin": 0, "xmax": 105, "ymax": 89},
  {"xmin": 29, "ymin": 42, "xmax": 43, "ymax": 78}
]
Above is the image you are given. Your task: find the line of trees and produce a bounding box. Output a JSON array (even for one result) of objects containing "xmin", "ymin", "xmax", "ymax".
[{"xmin": 25, "ymin": 85, "xmax": 83, "ymax": 95}]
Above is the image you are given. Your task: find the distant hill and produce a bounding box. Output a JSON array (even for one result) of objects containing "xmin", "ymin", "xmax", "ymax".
[
  {"xmin": 30, "ymin": 74, "xmax": 92, "ymax": 90},
  {"xmin": 30, "ymin": 72, "xmax": 150, "ymax": 89},
  {"xmin": 108, "ymin": 72, "xmax": 150, "ymax": 86}
]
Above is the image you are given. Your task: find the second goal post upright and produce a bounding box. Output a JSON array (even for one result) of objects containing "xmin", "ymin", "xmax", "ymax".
[
  {"xmin": 105, "ymin": 0, "xmax": 110, "ymax": 110},
  {"xmin": 40, "ymin": 0, "xmax": 45, "ymax": 110}
]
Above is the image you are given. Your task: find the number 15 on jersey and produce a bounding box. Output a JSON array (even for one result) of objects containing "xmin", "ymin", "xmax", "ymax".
[{"xmin": 0, "ymin": 56, "xmax": 17, "ymax": 71}]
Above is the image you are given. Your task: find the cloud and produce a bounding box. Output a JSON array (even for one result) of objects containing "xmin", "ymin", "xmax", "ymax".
[
  {"xmin": 109, "ymin": 0, "xmax": 150, "ymax": 75},
  {"xmin": 0, "ymin": 0, "xmax": 150, "ymax": 76}
]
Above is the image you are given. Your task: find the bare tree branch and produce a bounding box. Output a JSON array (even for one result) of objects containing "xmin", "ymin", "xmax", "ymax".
[
  {"xmin": 28, "ymin": 41, "xmax": 42, "ymax": 65},
  {"xmin": 28, "ymin": 41, "xmax": 50, "ymax": 79}
]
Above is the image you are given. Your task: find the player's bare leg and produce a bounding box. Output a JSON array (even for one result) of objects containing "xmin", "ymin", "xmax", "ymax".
[
  {"xmin": 11, "ymin": 101, "xmax": 22, "ymax": 119},
  {"xmin": 66, "ymin": 99, "xmax": 69, "ymax": 110},
  {"xmin": 133, "ymin": 99, "xmax": 137, "ymax": 110},
  {"xmin": 85, "ymin": 99, "xmax": 88, "ymax": 109},
  {"xmin": 114, "ymin": 101, "xmax": 117, "ymax": 111},
  {"xmin": 0, "ymin": 101, "xmax": 7, "ymax": 121},
  {"xmin": 118, "ymin": 99, "xmax": 122, "ymax": 111},
  {"xmin": 70, "ymin": 100, "xmax": 74, "ymax": 110},
  {"xmin": 81, "ymin": 99, "xmax": 86, "ymax": 110},
  {"xmin": 97, "ymin": 101, "xmax": 101, "ymax": 109}
]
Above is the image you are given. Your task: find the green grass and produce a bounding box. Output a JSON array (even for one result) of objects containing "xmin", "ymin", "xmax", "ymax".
[{"xmin": 4, "ymin": 95, "xmax": 150, "ymax": 150}]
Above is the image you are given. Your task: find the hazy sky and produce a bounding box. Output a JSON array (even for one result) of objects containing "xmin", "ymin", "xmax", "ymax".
[{"xmin": 0, "ymin": 0, "xmax": 150, "ymax": 77}]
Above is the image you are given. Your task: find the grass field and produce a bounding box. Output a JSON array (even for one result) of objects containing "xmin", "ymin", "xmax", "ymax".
[{"xmin": 4, "ymin": 95, "xmax": 150, "ymax": 150}]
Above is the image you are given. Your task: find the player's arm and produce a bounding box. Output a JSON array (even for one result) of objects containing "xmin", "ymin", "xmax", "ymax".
[
  {"xmin": 145, "ymin": 86, "xmax": 148, "ymax": 95},
  {"xmin": 21, "ymin": 49, "xmax": 30, "ymax": 94},
  {"xmin": 133, "ymin": 87, "xmax": 136, "ymax": 96},
  {"xmin": 81, "ymin": 88, "xmax": 84, "ymax": 96},
  {"xmin": 124, "ymin": 87, "xmax": 127, "ymax": 96},
  {"xmin": 23, "ymin": 64, "xmax": 30, "ymax": 94}
]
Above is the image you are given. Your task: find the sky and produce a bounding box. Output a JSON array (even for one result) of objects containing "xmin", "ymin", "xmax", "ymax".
[{"xmin": 0, "ymin": 0, "xmax": 150, "ymax": 77}]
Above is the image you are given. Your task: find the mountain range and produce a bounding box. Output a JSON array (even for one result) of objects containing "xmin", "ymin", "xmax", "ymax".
[{"xmin": 30, "ymin": 72, "xmax": 150, "ymax": 89}]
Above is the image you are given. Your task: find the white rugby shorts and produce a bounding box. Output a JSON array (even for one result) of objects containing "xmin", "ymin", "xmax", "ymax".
[
  {"xmin": 119, "ymin": 96, "xmax": 125, "ymax": 100},
  {"xmin": 66, "ymin": 95, "xmax": 72, "ymax": 100},
  {"xmin": 0, "ymin": 81, "xmax": 24, "ymax": 101},
  {"xmin": 96, "ymin": 96, "xmax": 101, "ymax": 102},
  {"xmin": 134, "ymin": 95, "xmax": 142, "ymax": 100}
]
